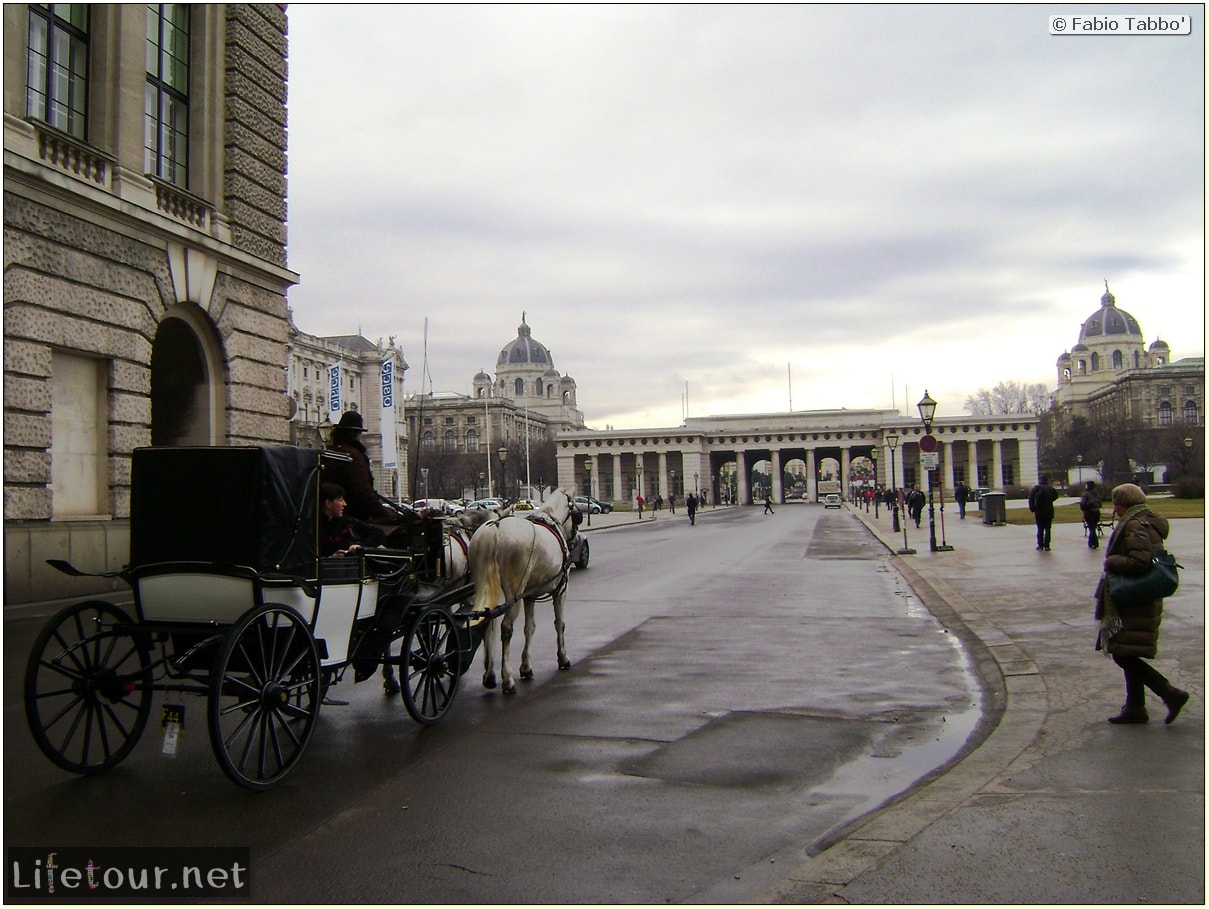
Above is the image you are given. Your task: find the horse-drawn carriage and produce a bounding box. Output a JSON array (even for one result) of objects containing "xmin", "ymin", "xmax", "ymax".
[{"xmin": 23, "ymin": 445, "xmax": 515, "ymax": 790}]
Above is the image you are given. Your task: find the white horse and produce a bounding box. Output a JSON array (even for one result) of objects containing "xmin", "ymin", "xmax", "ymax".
[{"xmin": 468, "ymin": 488, "xmax": 576, "ymax": 694}]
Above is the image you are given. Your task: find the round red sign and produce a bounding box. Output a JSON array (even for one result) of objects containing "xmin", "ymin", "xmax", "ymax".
[{"xmin": 919, "ymin": 434, "xmax": 938, "ymax": 453}]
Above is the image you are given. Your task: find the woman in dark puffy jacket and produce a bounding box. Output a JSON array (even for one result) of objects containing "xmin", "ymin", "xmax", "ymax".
[{"xmin": 1095, "ymin": 483, "xmax": 1189, "ymax": 724}]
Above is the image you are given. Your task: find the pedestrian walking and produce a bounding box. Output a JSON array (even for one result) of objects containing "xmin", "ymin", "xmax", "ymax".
[
  {"xmin": 1080, "ymin": 480, "xmax": 1102, "ymax": 550},
  {"xmin": 686, "ymin": 493, "xmax": 698, "ymax": 525},
  {"xmin": 668, "ymin": 492, "xmax": 676, "ymax": 514},
  {"xmin": 955, "ymin": 481, "xmax": 969, "ymax": 519},
  {"xmin": 763, "ymin": 493, "xmax": 775, "ymax": 515},
  {"xmin": 907, "ymin": 485, "xmax": 925, "ymax": 528},
  {"xmin": 1095, "ymin": 483, "xmax": 1190, "ymax": 725},
  {"xmin": 1028, "ymin": 474, "xmax": 1060, "ymax": 551},
  {"xmin": 654, "ymin": 494, "xmax": 663, "ymax": 512},
  {"xmin": 636, "ymin": 494, "xmax": 645, "ymax": 519}
]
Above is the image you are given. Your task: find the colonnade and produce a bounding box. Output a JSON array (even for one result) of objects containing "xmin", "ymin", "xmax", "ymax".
[{"xmin": 555, "ymin": 412, "xmax": 1039, "ymax": 507}]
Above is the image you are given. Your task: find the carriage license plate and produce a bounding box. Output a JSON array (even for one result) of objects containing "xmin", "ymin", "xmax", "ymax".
[{"xmin": 161, "ymin": 703, "xmax": 185, "ymax": 757}]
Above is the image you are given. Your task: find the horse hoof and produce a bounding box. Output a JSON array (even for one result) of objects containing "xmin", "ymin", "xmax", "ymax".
[
  {"xmin": 483, "ymin": 676, "xmax": 497, "ymax": 690},
  {"xmin": 383, "ymin": 678, "xmax": 401, "ymax": 695},
  {"xmin": 559, "ymin": 660, "xmax": 572, "ymax": 671},
  {"xmin": 520, "ymin": 668, "xmax": 534, "ymax": 680},
  {"xmin": 503, "ymin": 684, "xmax": 517, "ymax": 695}
]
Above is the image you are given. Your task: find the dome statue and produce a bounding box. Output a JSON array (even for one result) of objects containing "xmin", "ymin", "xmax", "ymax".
[
  {"xmin": 1078, "ymin": 282, "xmax": 1142, "ymax": 340},
  {"xmin": 496, "ymin": 313, "xmax": 553, "ymax": 367}
]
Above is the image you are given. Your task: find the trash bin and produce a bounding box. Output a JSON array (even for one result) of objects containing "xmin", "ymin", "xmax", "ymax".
[{"xmin": 981, "ymin": 491, "xmax": 1007, "ymax": 525}]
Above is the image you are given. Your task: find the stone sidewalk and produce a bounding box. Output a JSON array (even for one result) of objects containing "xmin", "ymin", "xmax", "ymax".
[{"xmin": 753, "ymin": 502, "xmax": 1205, "ymax": 903}]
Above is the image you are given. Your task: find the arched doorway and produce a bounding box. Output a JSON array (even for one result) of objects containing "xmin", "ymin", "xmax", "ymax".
[{"xmin": 150, "ymin": 306, "xmax": 225, "ymax": 446}]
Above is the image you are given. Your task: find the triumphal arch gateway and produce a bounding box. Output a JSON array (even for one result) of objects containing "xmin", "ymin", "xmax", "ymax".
[{"xmin": 554, "ymin": 409, "xmax": 1038, "ymax": 506}]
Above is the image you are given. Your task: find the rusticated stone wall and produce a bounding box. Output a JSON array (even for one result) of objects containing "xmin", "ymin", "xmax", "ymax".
[{"xmin": 224, "ymin": 4, "xmax": 289, "ymax": 267}]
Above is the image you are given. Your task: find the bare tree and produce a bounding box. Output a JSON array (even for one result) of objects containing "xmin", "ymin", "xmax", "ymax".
[{"xmin": 965, "ymin": 381, "xmax": 1049, "ymax": 415}]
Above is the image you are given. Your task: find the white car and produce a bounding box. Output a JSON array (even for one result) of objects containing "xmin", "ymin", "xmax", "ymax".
[
  {"xmin": 823, "ymin": 494, "xmax": 842, "ymax": 509},
  {"xmin": 468, "ymin": 498, "xmax": 505, "ymax": 511}
]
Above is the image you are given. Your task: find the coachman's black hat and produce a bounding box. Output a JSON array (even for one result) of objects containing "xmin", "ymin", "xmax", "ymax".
[{"xmin": 335, "ymin": 411, "xmax": 365, "ymax": 432}]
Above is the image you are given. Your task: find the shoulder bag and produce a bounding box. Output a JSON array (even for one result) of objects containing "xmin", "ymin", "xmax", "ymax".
[{"xmin": 1105, "ymin": 548, "xmax": 1182, "ymax": 607}]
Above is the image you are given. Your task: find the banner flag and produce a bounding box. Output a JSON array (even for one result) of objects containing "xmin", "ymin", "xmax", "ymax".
[
  {"xmin": 381, "ymin": 359, "xmax": 398, "ymax": 469},
  {"xmin": 329, "ymin": 363, "xmax": 342, "ymax": 415}
]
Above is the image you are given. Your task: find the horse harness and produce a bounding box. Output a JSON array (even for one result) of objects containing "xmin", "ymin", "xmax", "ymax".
[{"xmin": 515, "ymin": 511, "xmax": 573, "ymax": 604}]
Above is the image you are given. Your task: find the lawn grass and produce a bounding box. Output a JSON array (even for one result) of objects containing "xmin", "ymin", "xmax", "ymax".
[{"xmin": 1003, "ymin": 497, "xmax": 1205, "ymax": 526}]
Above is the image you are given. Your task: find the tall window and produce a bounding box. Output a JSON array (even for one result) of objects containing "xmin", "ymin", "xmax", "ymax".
[
  {"xmin": 465, "ymin": 429, "xmax": 479, "ymax": 451},
  {"xmin": 1112, "ymin": 350, "xmax": 1123, "ymax": 369},
  {"xmin": 443, "ymin": 431, "xmax": 457, "ymax": 452},
  {"xmin": 27, "ymin": 4, "xmax": 90, "ymax": 139},
  {"xmin": 1183, "ymin": 401, "xmax": 1198, "ymax": 423},
  {"xmin": 515, "ymin": 378, "xmax": 524, "ymax": 396},
  {"xmin": 1158, "ymin": 402, "xmax": 1173, "ymax": 425},
  {"xmin": 145, "ymin": 4, "xmax": 190, "ymax": 186}
]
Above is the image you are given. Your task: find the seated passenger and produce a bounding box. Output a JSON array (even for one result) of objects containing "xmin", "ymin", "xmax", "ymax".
[{"xmin": 319, "ymin": 483, "xmax": 370, "ymax": 557}]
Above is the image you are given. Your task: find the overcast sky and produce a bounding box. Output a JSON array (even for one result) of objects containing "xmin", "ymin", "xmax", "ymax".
[{"xmin": 284, "ymin": 4, "xmax": 1204, "ymax": 430}]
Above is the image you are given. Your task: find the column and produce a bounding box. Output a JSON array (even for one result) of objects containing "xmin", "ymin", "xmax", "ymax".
[
  {"xmin": 611, "ymin": 456, "xmax": 623, "ymax": 505},
  {"xmin": 942, "ymin": 441, "xmax": 956, "ymax": 492},
  {"xmin": 736, "ymin": 450, "xmax": 749, "ymax": 505},
  {"xmin": 658, "ymin": 451, "xmax": 668, "ymax": 500},
  {"xmin": 967, "ymin": 440, "xmax": 979, "ymax": 488},
  {"xmin": 1017, "ymin": 435, "xmax": 1039, "ymax": 486},
  {"xmin": 840, "ymin": 447, "xmax": 851, "ymax": 498},
  {"xmin": 770, "ymin": 450, "xmax": 783, "ymax": 503},
  {"xmin": 806, "ymin": 449, "xmax": 817, "ymax": 501},
  {"xmin": 992, "ymin": 440, "xmax": 1004, "ymax": 489},
  {"xmin": 589, "ymin": 454, "xmax": 600, "ymax": 502}
]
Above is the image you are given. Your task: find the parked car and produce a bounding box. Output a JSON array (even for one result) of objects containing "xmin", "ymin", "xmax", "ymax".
[
  {"xmin": 413, "ymin": 498, "xmax": 464, "ymax": 515},
  {"xmin": 824, "ymin": 494, "xmax": 842, "ymax": 509},
  {"xmin": 468, "ymin": 498, "xmax": 505, "ymax": 511},
  {"xmin": 573, "ymin": 495, "xmax": 614, "ymax": 514}
]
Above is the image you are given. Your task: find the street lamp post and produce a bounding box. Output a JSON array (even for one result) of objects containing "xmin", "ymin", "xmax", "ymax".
[
  {"xmin": 477, "ymin": 471, "xmax": 484, "ymax": 501},
  {"xmin": 1183, "ymin": 436, "xmax": 1194, "ymax": 478},
  {"xmin": 887, "ymin": 430, "xmax": 914, "ymax": 554},
  {"xmin": 917, "ymin": 390, "xmax": 953, "ymax": 553},
  {"xmin": 421, "ymin": 467, "xmax": 429, "ymax": 501},
  {"xmin": 497, "ymin": 446, "xmax": 508, "ymax": 503},
  {"xmin": 871, "ymin": 447, "xmax": 879, "ymax": 517},
  {"xmin": 583, "ymin": 459, "xmax": 592, "ymax": 527},
  {"xmin": 635, "ymin": 463, "xmax": 643, "ymax": 520}
]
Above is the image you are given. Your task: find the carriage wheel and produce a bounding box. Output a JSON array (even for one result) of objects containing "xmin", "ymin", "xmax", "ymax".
[
  {"xmin": 400, "ymin": 604, "xmax": 461, "ymax": 725},
  {"xmin": 208, "ymin": 604, "xmax": 320, "ymax": 790},
  {"xmin": 24, "ymin": 600, "xmax": 152, "ymax": 775}
]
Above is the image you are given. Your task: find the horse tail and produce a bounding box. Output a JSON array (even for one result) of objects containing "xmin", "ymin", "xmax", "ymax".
[{"xmin": 469, "ymin": 521, "xmax": 503, "ymax": 612}]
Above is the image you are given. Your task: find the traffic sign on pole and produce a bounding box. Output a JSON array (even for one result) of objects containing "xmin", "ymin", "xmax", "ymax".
[{"xmin": 919, "ymin": 434, "xmax": 938, "ymax": 453}]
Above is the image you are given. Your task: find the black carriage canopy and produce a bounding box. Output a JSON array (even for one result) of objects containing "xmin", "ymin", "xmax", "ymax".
[{"xmin": 130, "ymin": 445, "xmax": 336, "ymax": 576}]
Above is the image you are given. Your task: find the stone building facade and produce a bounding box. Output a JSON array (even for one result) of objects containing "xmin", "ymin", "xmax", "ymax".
[
  {"xmin": 1052, "ymin": 284, "xmax": 1202, "ymax": 426},
  {"xmin": 4, "ymin": 5, "xmax": 297, "ymax": 604}
]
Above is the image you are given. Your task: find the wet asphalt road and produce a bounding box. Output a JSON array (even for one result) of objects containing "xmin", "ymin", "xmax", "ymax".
[{"xmin": 4, "ymin": 504, "xmax": 980, "ymax": 903}]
